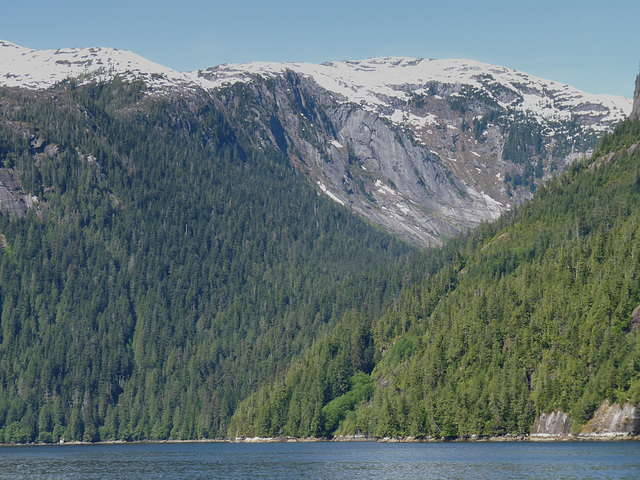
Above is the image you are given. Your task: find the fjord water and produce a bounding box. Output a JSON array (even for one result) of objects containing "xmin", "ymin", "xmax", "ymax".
[{"xmin": 0, "ymin": 441, "xmax": 638, "ymax": 479}]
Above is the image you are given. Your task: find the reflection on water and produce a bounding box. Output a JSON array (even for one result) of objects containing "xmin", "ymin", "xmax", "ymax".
[{"xmin": 0, "ymin": 441, "xmax": 639, "ymax": 480}]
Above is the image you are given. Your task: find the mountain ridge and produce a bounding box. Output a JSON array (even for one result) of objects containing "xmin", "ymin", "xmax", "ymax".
[
  {"xmin": 199, "ymin": 56, "xmax": 630, "ymax": 128},
  {"xmin": 1, "ymin": 41, "xmax": 629, "ymax": 129},
  {"xmin": 0, "ymin": 40, "xmax": 633, "ymax": 245}
]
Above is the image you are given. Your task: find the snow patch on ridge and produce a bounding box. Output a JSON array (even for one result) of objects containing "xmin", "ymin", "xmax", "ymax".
[
  {"xmin": 195, "ymin": 57, "xmax": 632, "ymax": 134},
  {"xmin": 0, "ymin": 40, "xmax": 631, "ymax": 138},
  {"xmin": 375, "ymin": 180, "xmax": 398, "ymax": 196},
  {"xmin": 317, "ymin": 181, "xmax": 345, "ymax": 205}
]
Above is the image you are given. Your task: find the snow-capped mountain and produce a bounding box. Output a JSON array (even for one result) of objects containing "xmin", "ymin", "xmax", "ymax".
[
  {"xmin": 0, "ymin": 41, "xmax": 633, "ymax": 245},
  {"xmin": 197, "ymin": 57, "xmax": 630, "ymax": 131},
  {"xmin": 0, "ymin": 40, "xmax": 194, "ymax": 91},
  {"xmin": 192, "ymin": 57, "xmax": 632, "ymax": 244},
  {"xmin": 2, "ymin": 41, "xmax": 628, "ymax": 131}
]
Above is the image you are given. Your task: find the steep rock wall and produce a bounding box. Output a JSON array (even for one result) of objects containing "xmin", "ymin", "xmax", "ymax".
[
  {"xmin": 580, "ymin": 400, "xmax": 640, "ymax": 436},
  {"xmin": 208, "ymin": 67, "xmax": 629, "ymax": 246},
  {"xmin": 213, "ymin": 73, "xmax": 504, "ymax": 246},
  {"xmin": 531, "ymin": 411, "xmax": 573, "ymax": 436},
  {"xmin": 632, "ymin": 74, "xmax": 640, "ymax": 120},
  {"xmin": 531, "ymin": 401, "xmax": 640, "ymax": 438},
  {"xmin": 0, "ymin": 169, "xmax": 36, "ymax": 217}
]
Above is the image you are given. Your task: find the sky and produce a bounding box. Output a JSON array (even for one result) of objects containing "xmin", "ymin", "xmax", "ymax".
[{"xmin": 1, "ymin": 0, "xmax": 638, "ymax": 97}]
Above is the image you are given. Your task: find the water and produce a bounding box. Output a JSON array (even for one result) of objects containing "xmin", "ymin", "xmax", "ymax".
[{"xmin": 0, "ymin": 441, "xmax": 639, "ymax": 479}]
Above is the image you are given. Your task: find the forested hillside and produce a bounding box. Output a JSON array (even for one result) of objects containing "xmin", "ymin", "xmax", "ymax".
[
  {"xmin": 229, "ymin": 118, "xmax": 640, "ymax": 439},
  {"xmin": 0, "ymin": 79, "xmax": 418, "ymax": 443},
  {"xmin": 1, "ymin": 73, "xmax": 639, "ymax": 444}
]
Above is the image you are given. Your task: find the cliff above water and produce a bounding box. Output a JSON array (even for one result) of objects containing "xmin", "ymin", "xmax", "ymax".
[
  {"xmin": 531, "ymin": 411, "xmax": 573, "ymax": 436},
  {"xmin": 581, "ymin": 400, "xmax": 640, "ymax": 437},
  {"xmin": 531, "ymin": 401, "xmax": 640, "ymax": 439}
]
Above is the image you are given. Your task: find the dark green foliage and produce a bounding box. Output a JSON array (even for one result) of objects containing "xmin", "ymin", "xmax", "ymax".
[
  {"xmin": 472, "ymin": 110, "xmax": 503, "ymax": 142},
  {"xmin": 0, "ymin": 80, "xmax": 414, "ymax": 442},
  {"xmin": 502, "ymin": 114, "xmax": 543, "ymax": 164},
  {"xmin": 447, "ymin": 96, "xmax": 466, "ymax": 114}
]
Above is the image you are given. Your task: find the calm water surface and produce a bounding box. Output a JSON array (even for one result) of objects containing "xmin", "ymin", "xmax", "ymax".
[{"xmin": 0, "ymin": 441, "xmax": 639, "ymax": 479}]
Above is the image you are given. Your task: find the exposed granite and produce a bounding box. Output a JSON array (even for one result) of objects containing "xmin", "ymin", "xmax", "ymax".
[
  {"xmin": 531, "ymin": 401, "xmax": 640, "ymax": 439},
  {"xmin": 214, "ymin": 73, "xmax": 504, "ymax": 246},
  {"xmin": 629, "ymin": 303, "xmax": 640, "ymax": 332},
  {"xmin": 531, "ymin": 411, "xmax": 573, "ymax": 436},
  {"xmin": 632, "ymin": 74, "xmax": 640, "ymax": 120},
  {"xmin": 580, "ymin": 400, "xmax": 640, "ymax": 436},
  {"xmin": 0, "ymin": 168, "xmax": 33, "ymax": 217}
]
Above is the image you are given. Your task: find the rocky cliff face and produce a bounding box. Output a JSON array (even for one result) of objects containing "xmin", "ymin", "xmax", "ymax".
[
  {"xmin": 580, "ymin": 400, "xmax": 640, "ymax": 436},
  {"xmin": 0, "ymin": 118, "xmax": 43, "ymax": 217},
  {"xmin": 0, "ymin": 169, "xmax": 36, "ymax": 216},
  {"xmin": 632, "ymin": 74, "xmax": 640, "ymax": 120},
  {"xmin": 202, "ymin": 60, "xmax": 631, "ymax": 245},
  {"xmin": 211, "ymin": 73, "xmax": 503, "ymax": 245},
  {"xmin": 532, "ymin": 401, "xmax": 640, "ymax": 438},
  {"xmin": 531, "ymin": 411, "xmax": 573, "ymax": 436}
]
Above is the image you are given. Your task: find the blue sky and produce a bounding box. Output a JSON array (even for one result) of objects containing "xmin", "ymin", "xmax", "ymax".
[{"xmin": 2, "ymin": 0, "xmax": 638, "ymax": 97}]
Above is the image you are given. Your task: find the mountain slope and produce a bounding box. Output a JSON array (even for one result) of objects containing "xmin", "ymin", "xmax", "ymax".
[
  {"xmin": 0, "ymin": 41, "xmax": 631, "ymax": 245},
  {"xmin": 196, "ymin": 58, "xmax": 631, "ymax": 245},
  {"xmin": 228, "ymin": 115, "xmax": 640, "ymax": 439},
  {"xmin": 0, "ymin": 79, "xmax": 416, "ymax": 443},
  {"xmin": 1, "ymin": 41, "xmax": 638, "ymax": 443}
]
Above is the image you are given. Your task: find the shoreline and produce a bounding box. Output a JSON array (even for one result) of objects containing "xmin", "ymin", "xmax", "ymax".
[{"xmin": 1, "ymin": 433, "xmax": 639, "ymax": 447}]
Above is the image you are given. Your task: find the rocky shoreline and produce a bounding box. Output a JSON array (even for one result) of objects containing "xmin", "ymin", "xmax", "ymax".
[
  {"xmin": 331, "ymin": 433, "xmax": 640, "ymax": 443},
  {"xmin": 232, "ymin": 431, "xmax": 640, "ymax": 443},
  {"xmin": 2, "ymin": 400, "xmax": 639, "ymax": 447},
  {"xmin": 1, "ymin": 432, "xmax": 639, "ymax": 447}
]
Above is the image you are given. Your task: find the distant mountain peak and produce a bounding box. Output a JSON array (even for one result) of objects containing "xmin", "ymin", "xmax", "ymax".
[
  {"xmin": 195, "ymin": 57, "xmax": 631, "ymax": 130},
  {"xmin": 0, "ymin": 40, "xmax": 193, "ymax": 91},
  {"xmin": 0, "ymin": 41, "xmax": 633, "ymax": 245},
  {"xmin": 0, "ymin": 42, "xmax": 631, "ymax": 129}
]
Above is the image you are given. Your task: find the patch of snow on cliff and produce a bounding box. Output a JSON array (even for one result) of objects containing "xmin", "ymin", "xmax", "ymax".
[
  {"xmin": 317, "ymin": 181, "xmax": 345, "ymax": 205},
  {"xmin": 375, "ymin": 180, "xmax": 397, "ymax": 196},
  {"xmin": 409, "ymin": 113, "xmax": 438, "ymax": 128}
]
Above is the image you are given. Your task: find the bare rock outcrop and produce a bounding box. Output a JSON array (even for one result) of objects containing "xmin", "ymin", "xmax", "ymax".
[
  {"xmin": 628, "ymin": 304, "xmax": 640, "ymax": 332},
  {"xmin": 580, "ymin": 400, "xmax": 640, "ymax": 436},
  {"xmin": 531, "ymin": 411, "xmax": 572, "ymax": 436},
  {"xmin": 0, "ymin": 169, "xmax": 33, "ymax": 217},
  {"xmin": 632, "ymin": 74, "xmax": 640, "ymax": 121}
]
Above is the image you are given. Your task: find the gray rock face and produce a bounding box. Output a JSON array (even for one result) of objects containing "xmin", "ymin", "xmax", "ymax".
[
  {"xmin": 629, "ymin": 303, "xmax": 640, "ymax": 332},
  {"xmin": 0, "ymin": 169, "xmax": 34, "ymax": 217},
  {"xmin": 580, "ymin": 400, "xmax": 640, "ymax": 436},
  {"xmin": 632, "ymin": 74, "xmax": 640, "ymax": 121},
  {"xmin": 532, "ymin": 411, "xmax": 573, "ymax": 436},
  {"xmin": 213, "ymin": 73, "xmax": 506, "ymax": 246},
  {"xmin": 208, "ymin": 67, "xmax": 627, "ymax": 246},
  {"xmin": 532, "ymin": 401, "xmax": 640, "ymax": 438},
  {"xmin": 0, "ymin": 119, "xmax": 46, "ymax": 217}
]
